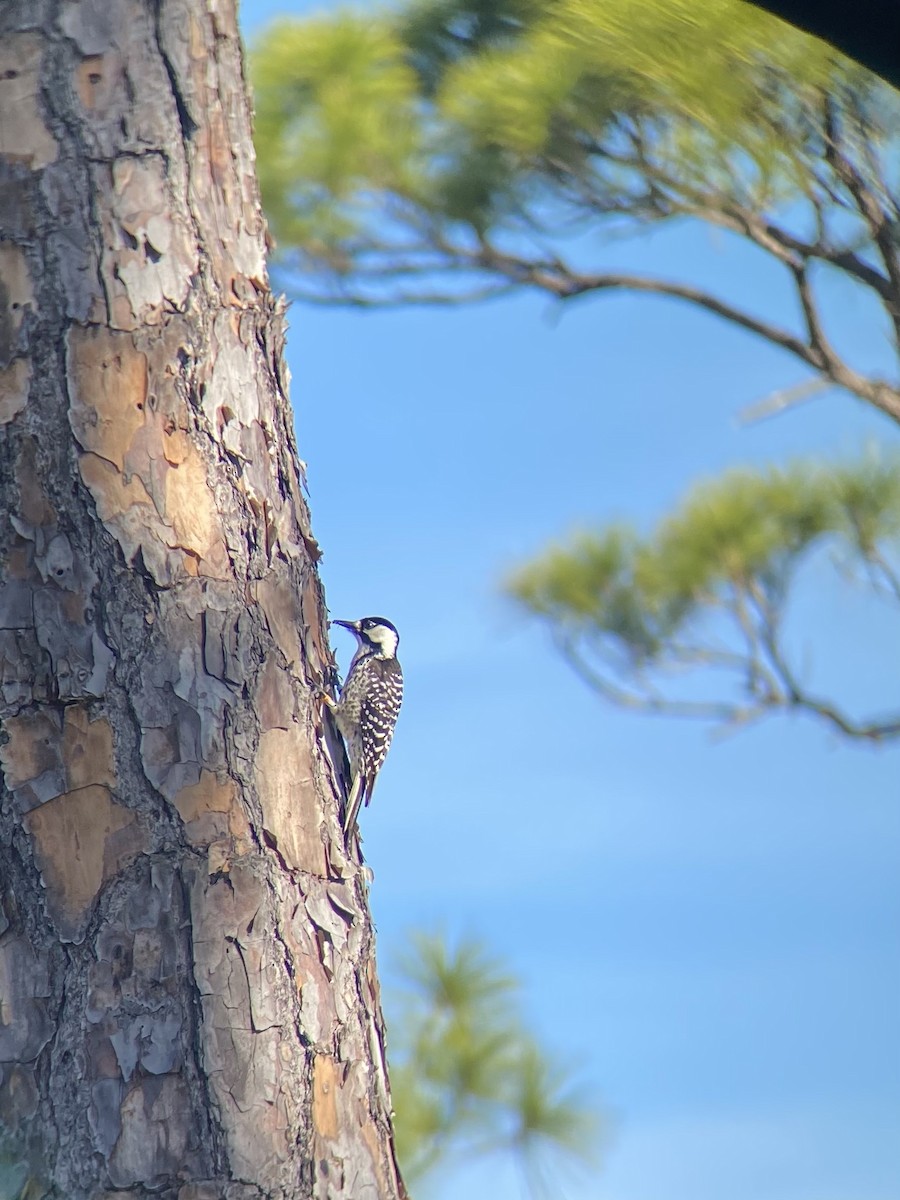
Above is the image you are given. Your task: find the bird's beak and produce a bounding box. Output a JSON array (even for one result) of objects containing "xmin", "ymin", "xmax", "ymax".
[{"xmin": 331, "ymin": 619, "xmax": 358, "ymax": 632}]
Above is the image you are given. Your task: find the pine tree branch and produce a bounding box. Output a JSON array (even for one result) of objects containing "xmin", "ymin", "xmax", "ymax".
[
  {"xmin": 737, "ymin": 377, "xmax": 831, "ymax": 424},
  {"xmin": 722, "ymin": 202, "xmax": 895, "ymax": 304},
  {"xmin": 555, "ymin": 586, "xmax": 900, "ymax": 743},
  {"xmin": 290, "ymin": 214, "xmax": 900, "ymax": 418},
  {"xmin": 823, "ymin": 96, "xmax": 900, "ymax": 351},
  {"xmin": 557, "ymin": 635, "xmax": 758, "ymax": 724},
  {"xmin": 727, "ymin": 581, "xmax": 788, "ymax": 705}
]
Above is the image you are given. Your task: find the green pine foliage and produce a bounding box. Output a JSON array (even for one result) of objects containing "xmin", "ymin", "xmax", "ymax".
[
  {"xmin": 251, "ymin": 0, "xmax": 900, "ymax": 420},
  {"xmin": 508, "ymin": 454, "xmax": 900, "ymax": 738},
  {"xmin": 251, "ymin": 13, "xmax": 424, "ymax": 252},
  {"xmin": 252, "ymin": 0, "xmax": 850, "ymax": 242},
  {"xmin": 250, "ymin": 0, "xmax": 892, "ymax": 287},
  {"xmin": 387, "ymin": 931, "xmax": 600, "ymax": 1192}
]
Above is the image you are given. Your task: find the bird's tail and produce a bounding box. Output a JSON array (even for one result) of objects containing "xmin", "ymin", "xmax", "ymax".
[{"xmin": 343, "ymin": 772, "xmax": 367, "ymax": 835}]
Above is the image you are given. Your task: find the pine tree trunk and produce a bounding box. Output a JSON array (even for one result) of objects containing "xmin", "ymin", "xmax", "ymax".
[{"xmin": 0, "ymin": 2, "xmax": 404, "ymax": 1197}]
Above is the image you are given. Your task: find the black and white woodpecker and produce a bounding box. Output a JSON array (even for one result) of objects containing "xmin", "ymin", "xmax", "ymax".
[{"xmin": 327, "ymin": 617, "xmax": 403, "ymax": 835}]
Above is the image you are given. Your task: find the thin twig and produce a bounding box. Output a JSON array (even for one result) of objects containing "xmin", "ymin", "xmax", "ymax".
[{"xmin": 737, "ymin": 377, "xmax": 831, "ymax": 425}]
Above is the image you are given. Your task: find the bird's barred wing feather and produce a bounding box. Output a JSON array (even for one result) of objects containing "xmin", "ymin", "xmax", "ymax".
[{"xmin": 358, "ymin": 661, "xmax": 403, "ymax": 805}]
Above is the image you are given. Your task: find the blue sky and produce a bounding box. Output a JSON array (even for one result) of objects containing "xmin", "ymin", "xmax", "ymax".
[{"xmin": 241, "ymin": 4, "xmax": 900, "ymax": 1197}]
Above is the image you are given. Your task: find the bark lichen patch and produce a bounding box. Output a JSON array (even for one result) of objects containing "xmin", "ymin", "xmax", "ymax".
[
  {"xmin": 205, "ymin": 319, "xmax": 261, "ymax": 434},
  {"xmin": 103, "ymin": 155, "xmax": 196, "ymax": 327},
  {"xmin": 72, "ymin": 861, "xmax": 205, "ymax": 1175},
  {"xmin": 23, "ymin": 785, "xmax": 148, "ymax": 942},
  {"xmin": 0, "ymin": 34, "xmax": 58, "ymax": 169},
  {"xmin": 169, "ymin": 626, "xmax": 234, "ymax": 761},
  {"xmin": 256, "ymin": 727, "xmax": 326, "ymax": 876}
]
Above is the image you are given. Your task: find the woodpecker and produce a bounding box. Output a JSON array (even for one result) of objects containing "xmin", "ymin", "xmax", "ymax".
[{"xmin": 330, "ymin": 616, "xmax": 403, "ymax": 835}]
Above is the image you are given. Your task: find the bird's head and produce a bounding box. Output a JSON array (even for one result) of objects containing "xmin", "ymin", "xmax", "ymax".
[{"xmin": 332, "ymin": 616, "xmax": 400, "ymax": 660}]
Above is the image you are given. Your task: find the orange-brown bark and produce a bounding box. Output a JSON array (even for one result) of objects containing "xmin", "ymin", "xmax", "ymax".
[{"xmin": 0, "ymin": 2, "xmax": 402, "ymax": 1196}]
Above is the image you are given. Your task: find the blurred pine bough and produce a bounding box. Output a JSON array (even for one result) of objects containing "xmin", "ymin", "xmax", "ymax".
[
  {"xmin": 250, "ymin": 0, "xmax": 900, "ymax": 426},
  {"xmin": 388, "ymin": 929, "xmax": 601, "ymax": 1192},
  {"xmin": 250, "ymin": 0, "xmax": 900, "ymax": 739}
]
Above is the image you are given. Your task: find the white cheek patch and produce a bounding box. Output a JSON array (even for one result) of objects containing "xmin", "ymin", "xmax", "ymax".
[{"xmin": 367, "ymin": 625, "xmax": 398, "ymax": 657}]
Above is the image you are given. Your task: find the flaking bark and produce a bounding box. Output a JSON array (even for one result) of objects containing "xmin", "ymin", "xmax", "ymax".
[{"xmin": 0, "ymin": 2, "xmax": 404, "ymax": 1197}]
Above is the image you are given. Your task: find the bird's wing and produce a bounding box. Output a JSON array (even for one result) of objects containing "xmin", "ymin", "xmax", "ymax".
[{"xmin": 358, "ymin": 662, "xmax": 404, "ymax": 806}]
